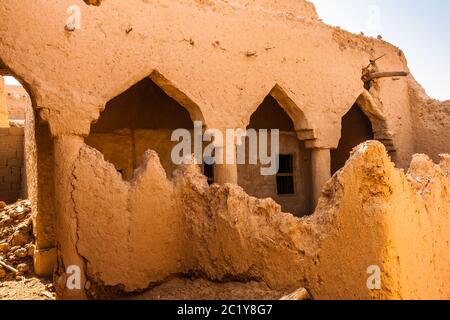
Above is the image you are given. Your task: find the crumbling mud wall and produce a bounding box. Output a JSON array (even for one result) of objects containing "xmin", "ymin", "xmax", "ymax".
[
  {"xmin": 217, "ymin": 0, "xmax": 318, "ymax": 20},
  {"xmin": 68, "ymin": 141, "xmax": 450, "ymax": 300},
  {"xmin": 84, "ymin": 0, "xmax": 319, "ymax": 20},
  {"xmin": 409, "ymin": 78, "xmax": 450, "ymax": 163},
  {"xmin": 0, "ymin": 127, "xmax": 24, "ymax": 204},
  {"xmin": 387, "ymin": 153, "xmax": 450, "ymax": 299},
  {"xmin": 181, "ymin": 141, "xmax": 450, "ymax": 300},
  {"xmin": 302, "ymin": 143, "xmax": 450, "ymax": 299},
  {"xmin": 72, "ymin": 147, "xmax": 186, "ymax": 293}
]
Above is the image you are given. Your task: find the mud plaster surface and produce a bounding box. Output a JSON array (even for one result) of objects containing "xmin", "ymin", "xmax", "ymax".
[{"xmin": 67, "ymin": 141, "xmax": 450, "ymax": 300}]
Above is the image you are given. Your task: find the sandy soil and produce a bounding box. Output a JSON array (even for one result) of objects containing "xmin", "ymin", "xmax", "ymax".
[
  {"xmin": 0, "ymin": 276, "xmax": 54, "ymax": 300},
  {"xmin": 130, "ymin": 278, "xmax": 287, "ymax": 300}
]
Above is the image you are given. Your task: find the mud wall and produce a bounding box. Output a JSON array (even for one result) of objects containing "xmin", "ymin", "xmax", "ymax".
[
  {"xmin": 0, "ymin": 76, "xmax": 8, "ymax": 127},
  {"xmin": 0, "ymin": 0, "xmax": 413, "ymax": 154},
  {"xmin": 134, "ymin": 129, "xmax": 195, "ymax": 178},
  {"xmin": 86, "ymin": 129, "xmax": 197, "ymax": 180},
  {"xmin": 409, "ymin": 78, "xmax": 450, "ymax": 162},
  {"xmin": 72, "ymin": 147, "xmax": 186, "ymax": 292},
  {"xmin": 224, "ymin": 0, "xmax": 318, "ymax": 20},
  {"xmin": 186, "ymin": 142, "xmax": 450, "ymax": 299},
  {"xmin": 6, "ymin": 85, "xmax": 29, "ymax": 121},
  {"xmin": 238, "ymin": 133, "xmax": 313, "ymax": 216},
  {"xmin": 0, "ymin": 127, "xmax": 24, "ymax": 204},
  {"xmin": 69, "ymin": 140, "xmax": 450, "ymax": 300},
  {"xmin": 85, "ymin": 130, "xmax": 134, "ymax": 180}
]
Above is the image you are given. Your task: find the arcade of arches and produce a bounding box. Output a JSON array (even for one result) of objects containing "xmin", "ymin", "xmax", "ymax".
[
  {"xmin": 1, "ymin": 73, "xmax": 381, "ymax": 220},
  {"xmin": 85, "ymin": 80, "xmax": 379, "ymax": 217}
]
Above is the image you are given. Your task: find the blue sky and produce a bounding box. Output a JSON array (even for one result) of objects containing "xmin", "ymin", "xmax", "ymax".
[
  {"xmin": 4, "ymin": 1, "xmax": 449, "ymax": 100},
  {"xmin": 310, "ymin": 0, "xmax": 449, "ymax": 101}
]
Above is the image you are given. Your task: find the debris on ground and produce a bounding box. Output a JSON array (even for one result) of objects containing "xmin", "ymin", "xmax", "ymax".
[
  {"xmin": 0, "ymin": 199, "xmax": 54, "ymax": 300},
  {"xmin": 279, "ymin": 288, "xmax": 310, "ymax": 300},
  {"xmin": 0, "ymin": 200, "xmax": 34, "ymax": 280}
]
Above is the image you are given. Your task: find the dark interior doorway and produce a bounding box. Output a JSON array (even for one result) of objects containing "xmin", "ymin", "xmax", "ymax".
[{"xmin": 331, "ymin": 104, "xmax": 374, "ymax": 175}]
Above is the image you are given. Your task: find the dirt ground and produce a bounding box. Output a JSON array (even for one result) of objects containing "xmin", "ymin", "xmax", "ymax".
[
  {"xmin": 129, "ymin": 278, "xmax": 287, "ymax": 300},
  {"xmin": 1, "ymin": 275, "xmax": 286, "ymax": 300},
  {"xmin": 0, "ymin": 200, "xmax": 55, "ymax": 300},
  {"xmin": 0, "ymin": 276, "xmax": 54, "ymax": 300}
]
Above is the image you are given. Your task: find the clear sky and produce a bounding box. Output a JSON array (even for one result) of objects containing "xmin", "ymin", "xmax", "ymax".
[
  {"xmin": 310, "ymin": 0, "xmax": 449, "ymax": 101},
  {"xmin": 4, "ymin": 1, "xmax": 449, "ymax": 100}
]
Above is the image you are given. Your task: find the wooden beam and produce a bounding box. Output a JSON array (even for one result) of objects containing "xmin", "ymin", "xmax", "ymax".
[{"xmin": 364, "ymin": 71, "xmax": 409, "ymax": 81}]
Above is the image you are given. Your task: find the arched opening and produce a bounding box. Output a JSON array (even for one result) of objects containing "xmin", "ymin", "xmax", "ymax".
[
  {"xmin": 331, "ymin": 104, "xmax": 374, "ymax": 175},
  {"xmin": 238, "ymin": 95, "xmax": 313, "ymax": 217},
  {"xmin": 86, "ymin": 77, "xmax": 202, "ymax": 180},
  {"xmin": 0, "ymin": 75, "xmax": 30, "ymax": 203},
  {"xmin": 0, "ymin": 71, "xmax": 56, "ymax": 276}
]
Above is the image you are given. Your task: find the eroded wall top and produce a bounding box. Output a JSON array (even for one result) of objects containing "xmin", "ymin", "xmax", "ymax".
[{"xmin": 217, "ymin": 0, "xmax": 318, "ymax": 19}]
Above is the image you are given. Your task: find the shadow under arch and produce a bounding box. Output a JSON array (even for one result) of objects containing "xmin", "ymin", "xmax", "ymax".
[
  {"xmin": 332, "ymin": 90, "xmax": 396, "ymax": 175},
  {"xmin": 86, "ymin": 72, "xmax": 207, "ymax": 181},
  {"xmin": 94, "ymin": 70, "xmax": 207, "ymax": 131},
  {"xmin": 244, "ymin": 84, "xmax": 317, "ymax": 144},
  {"xmin": 149, "ymin": 70, "xmax": 206, "ymax": 125}
]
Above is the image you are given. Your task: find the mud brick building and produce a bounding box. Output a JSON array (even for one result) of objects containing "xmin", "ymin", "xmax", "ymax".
[{"xmin": 0, "ymin": 0, "xmax": 449, "ymax": 300}]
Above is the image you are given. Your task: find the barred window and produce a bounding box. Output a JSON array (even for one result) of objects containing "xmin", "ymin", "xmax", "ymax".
[{"xmin": 276, "ymin": 154, "xmax": 294, "ymax": 195}]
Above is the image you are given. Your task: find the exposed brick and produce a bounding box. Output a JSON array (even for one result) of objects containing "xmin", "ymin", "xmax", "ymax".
[
  {"xmin": 8, "ymin": 127, "xmax": 24, "ymax": 136},
  {"xmin": 0, "ymin": 130, "xmax": 24, "ymax": 202}
]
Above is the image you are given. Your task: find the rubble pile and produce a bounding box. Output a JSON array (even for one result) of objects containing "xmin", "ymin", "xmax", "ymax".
[{"xmin": 0, "ymin": 200, "xmax": 34, "ymax": 280}]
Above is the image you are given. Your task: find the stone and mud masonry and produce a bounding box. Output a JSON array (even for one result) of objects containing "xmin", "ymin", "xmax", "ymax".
[{"xmin": 0, "ymin": 200, "xmax": 54, "ymax": 300}]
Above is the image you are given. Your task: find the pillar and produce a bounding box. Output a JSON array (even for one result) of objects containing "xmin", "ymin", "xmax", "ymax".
[
  {"xmin": 213, "ymin": 129, "xmax": 238, "ymax": 185},
  {"xmin": 214, "ymin": 145, "xmax": 238, "ymax": 185},
  {"xmin": 311, "ymin": 148, "xmax": 331, "ymax": 206},
  {"xmin": 215, "ymin": 163, "xmax": 238, "ymax": 185},
  {"xmin": 53, "ymin": 135, "xmax": 88, "ymax": 300}
]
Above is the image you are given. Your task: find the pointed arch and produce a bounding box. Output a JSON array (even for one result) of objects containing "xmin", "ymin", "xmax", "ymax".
[
  {"xmin": 149, "ymin": 70, "xmax": 206, "ymax": 124},
  {"xmin": 354, "ymin": 90, "xmax": 388, "ymax": 134},
  {"xmin": 245, "ymin": 84, "xmax": 316, "ymax": 143},
  {"xmin": 86, "ymin": 72, "xmax": 207, "ymax": 181},
  {"xmin": 94, "ymin": 70, "xmax": 206, "ymax": 128},
  {"xmin": 0, "ymin": 57, "xmax": 39, "ymax": 113},
  {"xmin": 332, "ymin": 90, "xmax": 396, "ymax": 174},
  {"xmin": 0, "ymin": 56, "xmax": 56, "ymax": 276},
  {"xmin": 240, "ymin": 84, "xmax": 314, "ymax": 217},
  {"xmin": 354, "ymin": 90, "xmax": 395, "ymax": 152}
]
